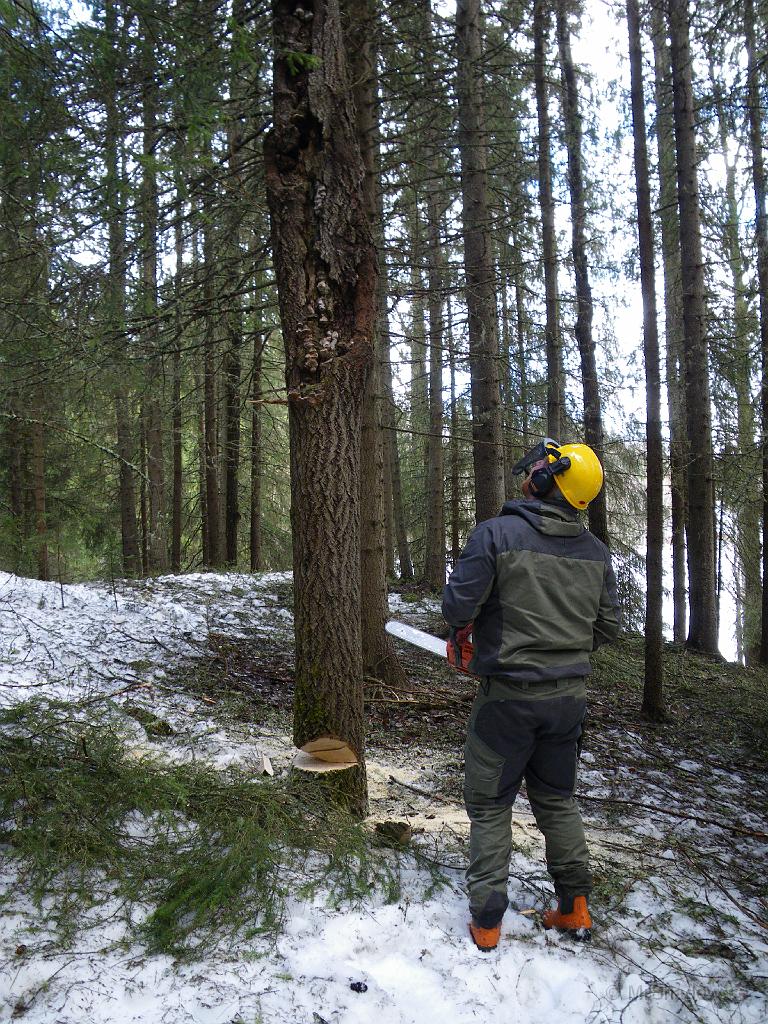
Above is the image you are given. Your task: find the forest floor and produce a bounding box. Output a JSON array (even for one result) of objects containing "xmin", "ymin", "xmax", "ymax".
[{"xmin": 1, "ymin": 569, "xmax": 767, "ymax": 1024}]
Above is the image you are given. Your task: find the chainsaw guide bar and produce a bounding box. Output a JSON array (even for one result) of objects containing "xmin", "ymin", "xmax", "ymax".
[{"xmin": 385, "ymin": 620, "xmax": 447, "ymax": 657}]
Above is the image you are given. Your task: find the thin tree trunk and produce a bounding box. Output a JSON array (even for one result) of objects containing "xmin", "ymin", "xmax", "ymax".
[
  {"xmin": 203, "ymin": 202, "xmax": 222, "ymax": 567},
  {"xmin": 627, "ymin": 0, "xmax": 665, "ymax": 720},
  {"xmin": 31, "ymin": 401, "xmax": 48, "ymax": 582},
  {"xmin": 250, "ymin": 329, "xmax": 263, "ymax": 572},
  {"xmin": 223, "ymin": 0, "xmax": 246, "ymax": 567},
  {"xmin": 498, "ymin": 245, "xmax": 513, "ymax": 494},
  {"xmin": 456, "ymin": 0, "xmax": 505, "ymax": 523},
  {"xmin": 8, "ymin": 402, "xmax": 25, "ymax": 569},
  {"xmin": 344, "ymin": 0, "xmax": 406, "ymax": 685},
  {"xmin": 711, "ymin": 67, "xmax": 760, "ymax": 662},
  {"xmin": 106, "ymin": 0, "xmax": 139, "ymax": 578},
  {"xmin": 115, "ymin": 393, "xmax": 140, "ymax": 576},
  {"xmin": 139, "ymin": 413, "xmax": 149, "ymax": 576},
  {"xmin": 449, "ymin": 299, "xmax": 461, "ymax": 567},
  {"xmin": 146, "ymin": 398, "xmax": 166, "ymax": 570},
  {"xmin": 512, "ymin": 229, "xmax": 530, "ymax": 454},
  {"xmin": 194, "ymin": 365, "xmax": 210, "ymax": 568},
  {"xmin": 668, "ymin": 0, "xmax": 718, "ymax": 654},
  {"xmin": 409, "ymin": 197, "xmax": 429, "ymax": 570},
  {"xmin": 651, "ymin": 1, "xmax": 688, "ymax": 643},
  {"xmin": 381, "ymin": 340, "xmax": 413, "ymax": 580},
  {"xmin": 533, "ymin": 0, "xmax": 563, "ymax": 440},
  {"xmin": 423, "ymin": 183, "xmax": 446, "ymax": 590},
  {"xmin": 744, "ymin": 0, "xmax": 768, "ymax": 664},
  {"xmin": 171, "ymin": 194, "xmax": 184, "ymax": 573},
  {"xmin": 556, "ymin": 0, "xmax": 608, "ymax": 544},
  {"xmin": 140, "ymin": 10, "xmax": 166, "ymax": 571}
]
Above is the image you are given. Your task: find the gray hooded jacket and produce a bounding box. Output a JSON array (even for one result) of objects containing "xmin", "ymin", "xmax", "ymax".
[{"xmin": 442, "ymin": 499, "xmax": 620, "ymax": 681}]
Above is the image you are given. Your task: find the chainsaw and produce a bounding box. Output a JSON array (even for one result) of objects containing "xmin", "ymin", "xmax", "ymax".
[{"xmin": 385, "ymin": 620, "xmax": 475, "ymax": 674}]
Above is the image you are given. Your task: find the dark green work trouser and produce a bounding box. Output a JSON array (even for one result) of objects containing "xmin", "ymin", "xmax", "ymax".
[{"xmin": 463, "ymin": 676, "xmax": 591, "ymax": 928}]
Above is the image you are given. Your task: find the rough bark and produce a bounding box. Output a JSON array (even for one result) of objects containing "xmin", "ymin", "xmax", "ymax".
[
  {"xmin": 668, "ymin": 0, "xmax": 718, "ymax": 653},
  {"xmin": 265, "ymin": 0, "xmax": 377, "ymax": 815},
  {"xmin": 627, "ymin": 0, "xmax": 665, "ymax": 719},
  {"xmin": 533, "ymin": 0, "xmax": 563, "ymax": 440},
  {"xmin": 555, "ymin": 0, "xmax": 609, "ymax": 545},
  {"xmin": 651, "ymin": 1, "xmax": 688, "ymax": 643},
  {"xmin": 455, "ymin": 0, "xmax": 505, "ymax": 523}
]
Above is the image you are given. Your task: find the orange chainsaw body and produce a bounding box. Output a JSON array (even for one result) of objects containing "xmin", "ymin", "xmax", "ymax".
[{"xmin": 447, "ymin": 631, "xmax": 475, "ymax": 674}]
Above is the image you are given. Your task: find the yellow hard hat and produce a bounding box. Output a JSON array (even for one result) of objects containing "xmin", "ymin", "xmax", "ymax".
[{"xmin": 549, "ymin": 442, "xmax": 604, "ymax": 509}]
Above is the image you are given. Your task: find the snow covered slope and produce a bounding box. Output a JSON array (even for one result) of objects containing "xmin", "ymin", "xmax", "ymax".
[{"xmin": 1, "ymin": 572, "xmax": 766, "ymax": 1023}]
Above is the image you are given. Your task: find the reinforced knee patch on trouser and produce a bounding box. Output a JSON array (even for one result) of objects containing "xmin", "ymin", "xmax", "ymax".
[{"xmin": 469, "ymin": 694, "xmax": 586, "ymax": 803}]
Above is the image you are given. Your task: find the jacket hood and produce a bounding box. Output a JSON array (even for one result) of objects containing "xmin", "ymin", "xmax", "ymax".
[{"xmin": 499, "ymin": 498, "xmax": 584, "ymax": 537}]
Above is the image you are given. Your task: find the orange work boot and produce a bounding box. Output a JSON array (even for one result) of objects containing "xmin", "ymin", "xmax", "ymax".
[
  {"xmin": 469, "ymin": 920, "xmax": 501, "ymax": 951},
  {"xmin": 542, "ymin": 895, "xmax": 592, "ymax": 941}
]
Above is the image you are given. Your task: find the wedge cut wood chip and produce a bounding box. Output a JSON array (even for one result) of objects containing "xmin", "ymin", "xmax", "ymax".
[
  {"xmin": 301, "ymin": 736, "xmax": 358, "ymax": 764},
  {"xmin": 293, "ymin": 750, "xmax": 357, "ymax": 773}
]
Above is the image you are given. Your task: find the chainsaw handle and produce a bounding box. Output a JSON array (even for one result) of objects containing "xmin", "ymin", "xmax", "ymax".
[{"xmin": 447, "ymin": 624, "xmax": 474, "ymax": 674}]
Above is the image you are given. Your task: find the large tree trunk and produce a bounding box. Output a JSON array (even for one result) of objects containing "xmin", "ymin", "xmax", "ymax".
[
  {"xmin": 533, "ymin": 0, "xmax": 563, "ymax": 440},
  {"xmin": 627, "ymin": 0, "xmax": 665, "ymax": 720},
  {"xmin": 265, "ymin": 0, "xmax": 377, "ymax": 815},
  {"xmin": 456, "ymin": 0, "xmax": 505, "ymax": 523},
  {"xmin": 743, "ymin": 0, "xmax": 768, "ymax": 665},
  {"xmin": 668, "ymin": 0, "xmax": 718, "ymax": 654},
  {"xmin": 651, "ymin": 1, "xmax": 688, "ymax": 643},
  {"xmin": 555, "ymin": 0, "xmax": 609, "ymax": 545}
]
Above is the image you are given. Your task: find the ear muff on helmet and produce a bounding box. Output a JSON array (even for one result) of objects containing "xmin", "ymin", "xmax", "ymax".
[
  {"xmin": 529, "ymin": 462, "xmax": 555, "ymax": 497},
  {"xmin": 525, "ymin": 453, "xmax": 572, "ymax": 499}
]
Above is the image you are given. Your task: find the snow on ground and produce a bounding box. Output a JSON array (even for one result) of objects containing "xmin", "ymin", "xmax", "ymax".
[
  {"xmin": 0, "ymin": 569, "xmax": 291, "ymax": 704},
  {"xmin": 1, "ymin": 572, "xmax": 767, "ymax": 1023}
]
